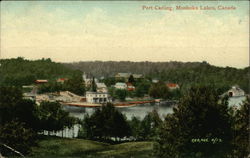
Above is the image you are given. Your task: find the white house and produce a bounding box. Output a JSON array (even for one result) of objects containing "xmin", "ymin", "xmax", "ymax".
[
  {"xmin": 114, "ymin": 82, "xmax": 127, "ymax": 89},
  {"xmin": 132, "ymin": 74, "xmax": 143, "ymax": 79},
  {"xmin": 152, "ymin": 79, "xmax": 159, "ymax": 83},
  {"xmin": 85, "ymin": 91, "xmax": 110, "ymax": 104},
  {"xmin": 227, "ymin": 86, "xmax": 245, "ymax": 97},
  {"xmin": 96, "ymin": 82, "xmax": 108, "ymax": 93}
]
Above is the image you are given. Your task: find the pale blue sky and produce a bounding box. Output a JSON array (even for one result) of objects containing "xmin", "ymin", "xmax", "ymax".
[{"xmin": 1, "ymin": 1, "xmax": 249, "ymax": 68}]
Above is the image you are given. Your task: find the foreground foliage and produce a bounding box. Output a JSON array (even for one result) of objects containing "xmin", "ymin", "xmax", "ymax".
[
  {"xmin": 79, "ymin": 103, "xmax": 131, "ymax": 140},
  {"xmin": 0, "ymin": 120, "xmax": 36, "ymax": 155},
  {"xmin": 155, "ymin": 86, "xmax": 233, "ymax": 158},
  {"xmin": 0, "ymin": 86, "xmax": 75, "ymax": 156},
  {"xmin": 231, "ymin": 97, "xmax": 250, "ymax": 158}
]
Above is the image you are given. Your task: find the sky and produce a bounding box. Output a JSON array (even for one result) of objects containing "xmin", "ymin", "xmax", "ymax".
[{"xmin": 1, "ymin": 1, "xmax": 249, "ymax": 68}]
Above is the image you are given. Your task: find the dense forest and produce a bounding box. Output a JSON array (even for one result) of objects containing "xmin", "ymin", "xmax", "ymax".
[
  {"xmin": 0, "ymin": 58, "xmax": 249, "ymax": 93},
  {"xmin": 64, "ymin": 61, "xmax": 249, "ymax": 93},
  {"xmin": 0, "ymin": 57, "xmax": 82, "ymax": 86}
]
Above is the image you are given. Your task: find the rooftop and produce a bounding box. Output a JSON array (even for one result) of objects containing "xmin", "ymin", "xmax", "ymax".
[{"xmin": 115, "ymin": 82, "xmax": 127, "ymax": 86}]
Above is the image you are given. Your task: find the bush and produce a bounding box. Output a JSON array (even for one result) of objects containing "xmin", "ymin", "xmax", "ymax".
[{"xmin": 80, "ymin": 103, "xmax": 131, "ymax": 141}]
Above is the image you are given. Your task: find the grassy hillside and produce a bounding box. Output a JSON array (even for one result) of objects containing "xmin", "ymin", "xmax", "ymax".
[
  {"xmin": 0, "ymin": 57, "xmax": 82, "ymax": 86},
  {"xmin": 29, "ymin": 136, "xmax": 154, "ymax": 158}
]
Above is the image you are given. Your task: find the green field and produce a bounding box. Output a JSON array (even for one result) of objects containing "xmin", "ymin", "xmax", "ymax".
[{"xmin": 29, "ymin": 136, "xmax": 155, "ymax": 158}]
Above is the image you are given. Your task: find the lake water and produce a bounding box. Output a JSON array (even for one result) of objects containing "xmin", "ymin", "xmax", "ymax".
[
  {"xmin": 66, "ymin": 96, "xmax": 246, "ymax": 121},
  {"xmin": 48, "ymin": 96, "xmax": 246, "ymax": 138}
]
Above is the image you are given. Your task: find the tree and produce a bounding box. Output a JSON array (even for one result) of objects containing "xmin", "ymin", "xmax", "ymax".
[
  {"xmin": 37, "ymin": 101, "xmax": 76, "ymax": 133},
  {"xmin": 169, "ymin": 89, "xmax": 182, "ymax": 100},
  {"xmin": 63, "ymin": 74, "xmax": 85, "ymax": 95},
  {"xmin": 149, "ymin": 81, "xmax": 170, "ymax": 99},
  {"xmin": 115, "ymin": 89, "xmax": 127, "ymax": 101},
  {"xmin": 0, "ymin": 86, "xmax": 39, "ymax": 155},
  {"xmin": 102, "ymin": 77, "xmax": 116, "ymax": 87},
  {"xmin": 111, "ymin": 110, "xmax": 131, "ymax": 139},
  {"xmin": 139, "ymin": 110, "xmax": 162, "ymax": 141},
  {"xmin": 232, "ymin": 97, "xmax": 250, "ymax": 158},
  {"xmin": 0, "ymin": 58, "xmax": 82, "ymax": 87},
  {"xmin": 38, "ymin": 82, "xmax": 63, "ymax": 94},
  {"xmin": 129, "ymin": 110, "xmax": 162, "ymax": 141},
  {"xmin": 90, "ymin": 77, "xmax": 97, "ymax": 92},
  {"xmin": 0, "ymin": 120, "xmax": 36, "ymax": 156},
  {"xmin": 0, "ymin": 86, "xmax": 39, "ymax": 131},
  {"xmin": 81, "ymin": 103, "xmax": 130, "ymax": 141},
  {"xmin": 135, "ymin": 80, "xmax": 151, "ymax": 97},
  {"xmin": 128, "ymin": 75, "xmax": 135, "ymax": 84},
  {"xmin": 129, "ymin": 116, "xmax": 141, "ymax": 140},
  {"xmin": 0, "ymin": 86, "xmax": 23, "ymax": 125},
  {"xmin": 155, "ymin": 86, "xmax": 233, "ymax": 158}
]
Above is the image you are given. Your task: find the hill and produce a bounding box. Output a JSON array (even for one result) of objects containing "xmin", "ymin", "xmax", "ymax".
[
  {"xmin": 29, "ymin": 136, "xmax": 154, "ymax": 158},
  {"xmin": 1, "ymin": 58, "xmax": 248, "ymax": 93},
  {"xmin": 0, "ymin": 57, "xmax": 82, "ymax": 87},
  {"xmin": 64, "ymin": 61, "xmax": 249, "ymax": 93}
]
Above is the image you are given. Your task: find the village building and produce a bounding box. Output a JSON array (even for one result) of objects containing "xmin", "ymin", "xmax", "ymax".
[
  {"xmin": 115, "ymin": 82, "xmax": 127, "ymax": 89},
  {"xmin": 96, "ymin": 82, "xmax": 108, "ymax": 93},
  {"xmin": 227, "ymin": 86, "xmax": 245, "ymax": 97},
  {"xmin": 115, "ymin": 73, "xmax": 143, "ymax": 82},
  {"xmin": 82, "ymin": 73, "xmax": 98, "ymax": 88},
  {"xmin": 23, "ymin": 92, "xmax": 36, "ymax": 101},
  {"xmin": 166, "ymin": 83, "xmax": 180, "ymax": 90},
  {"xmin": 57, "ymin": 78, "xmax": 68, "ymax": 83},
  {"xmin": 152, "ymin": 79, "xmax": 159, "ymax": 83},
  {"xmin": 35, "ymin": 79, "xmax": 48, "ymax": 84},
  {"xmin": 126, "ymin": 82, "xmax": 135, "ymax": 91},
  {"xmin": 85, "ymin": 91, "xmax": 110, "ymax": 104},
  {"xmin": 115, "ymin": 73, "xmax": 131, "ymax": 81},
  {"xmin": 132, "ymin": 74, "xmax": 143, "ymax": 80}
]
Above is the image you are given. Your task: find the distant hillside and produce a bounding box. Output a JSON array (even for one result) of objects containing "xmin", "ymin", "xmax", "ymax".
[
  {"xmin": 0, "ymin": 57, "xmax": 82, "ymax": 86},
  {"xmin": 64, "ymin": 61, "xmax": 204, "ymax": 77},
  {"xmin": 64, "ymin": 61, "xmax": 249, "ymax": 93},
  {"xmin": 1, "ymin": 58, "xmax": 248, "ymax": 93}
]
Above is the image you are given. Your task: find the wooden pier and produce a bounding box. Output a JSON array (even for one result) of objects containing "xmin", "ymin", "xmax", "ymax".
[{"xmin": 62, "ymin": 99, "xmax": 157, "ymax": 108}]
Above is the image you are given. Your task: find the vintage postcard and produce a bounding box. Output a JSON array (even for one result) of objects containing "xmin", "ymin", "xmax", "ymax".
[{"xmin": 0, "ymin": 1, "xmax": 249, "ymax": 158}]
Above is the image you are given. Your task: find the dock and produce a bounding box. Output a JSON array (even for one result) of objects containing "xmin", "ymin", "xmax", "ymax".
[{"xmin": 62, "ymin": 100, "xmax": 157, "ymax": 108}]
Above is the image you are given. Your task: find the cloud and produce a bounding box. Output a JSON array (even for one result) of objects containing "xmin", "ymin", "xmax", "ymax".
[{"xmin": 0, "ymin": 1, "xmax": 249, "ymax": 68}]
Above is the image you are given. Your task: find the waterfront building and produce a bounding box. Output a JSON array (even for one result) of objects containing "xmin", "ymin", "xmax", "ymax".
[
  {"xmin": 96, "ymin": 82, "xmax": 108, "ymax": 93},
  {"xmin": 227, "ymin": 86, "xmax": 245, "ymax": 97},
  {"xmin": 115, "ymin": 82, "xmax": 127, "ymax": 89},
  {"xmin": 85, "ymin": 91, "xmax": 110, "ymax": 103},
  {"xmin": 166, "ymin": 83, "xmax": 180, "ymax": 90},
  {"xmin": 35, "ymin": 79, "xmax": 48, "ymax": 84}
]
